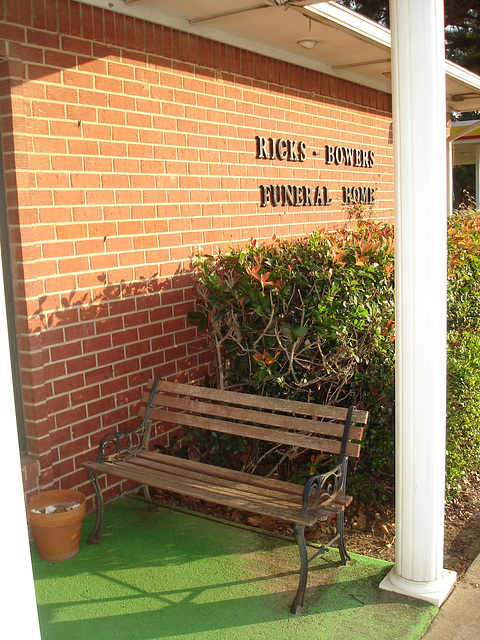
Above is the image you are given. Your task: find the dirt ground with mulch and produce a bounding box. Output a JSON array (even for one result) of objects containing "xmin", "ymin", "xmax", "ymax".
[
  {"xmin": 153, "ymin": 470, "xmax": 480, "ymax": 579},
  {"xmin": 345, "ymin": 471, "xmax": 480, "ymax": 578}
]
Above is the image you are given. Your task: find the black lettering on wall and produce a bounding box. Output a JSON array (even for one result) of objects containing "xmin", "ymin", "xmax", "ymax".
[
  {"xmin": 255, "ymin": 136, "xmax": 308, "ymax": 162},
  {"xmin": 325, "ymin": 144, "xmax": 375, "ymax": 168}
]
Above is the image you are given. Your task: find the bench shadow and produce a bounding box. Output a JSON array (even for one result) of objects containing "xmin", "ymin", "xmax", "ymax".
[
  {"xmin": 34, "ymin": 571, "xmax": 433, "ymax": 640},
  {"xmin": 35, "ymin": 563, "xmax": 432, "ymax": 640},
  {"xmin": 32, "ymin": 501, "xmax": 434, "ymax": 640}
]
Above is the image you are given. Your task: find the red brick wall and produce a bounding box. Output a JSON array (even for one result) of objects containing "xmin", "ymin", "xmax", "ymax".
[{"xmin": 0, "ymin": 0, "xmax": 393, "ymax": 505}]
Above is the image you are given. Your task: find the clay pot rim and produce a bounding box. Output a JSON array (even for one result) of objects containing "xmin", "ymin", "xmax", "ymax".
[{"xmin": 28, "ymin": 489, "xmax": 86, "ymax": 527}]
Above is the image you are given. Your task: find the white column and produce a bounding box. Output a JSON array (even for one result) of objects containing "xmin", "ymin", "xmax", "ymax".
[{"xmin": 380, "ymin": 0, "xmax": 456, "ymax": 605}]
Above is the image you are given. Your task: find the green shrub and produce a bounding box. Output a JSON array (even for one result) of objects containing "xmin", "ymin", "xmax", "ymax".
[
  {"xmin": 446, "ymin": 330, "xmax": 480, "ymax": 498},
  {"xmin": 447, "ymin": 209, "xmax": 480, "ymax": 332},
  {"xmin": 191, "ymin": 221, "xmax": 395, "ymax": 397},
  {"xmin": 446, "ymin": 208, "xmax": 480, "ymax": 498},
  {"xmin": 189, "ymin": 221, "xmax": 396, "ymax": 488},
  {"xmin": 185, "ymin": 211, "xmax": 480, "ymax": 501}
]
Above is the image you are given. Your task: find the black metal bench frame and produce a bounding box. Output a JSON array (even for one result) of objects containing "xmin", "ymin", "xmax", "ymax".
[{"xmin": 83, "ymin": 378, "xmax": 368, "ymax": 613}]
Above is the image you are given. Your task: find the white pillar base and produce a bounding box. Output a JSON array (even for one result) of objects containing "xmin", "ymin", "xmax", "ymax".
[{"xmin": 380, "ymin": 567, "xmax": 457, "ymax": 606}]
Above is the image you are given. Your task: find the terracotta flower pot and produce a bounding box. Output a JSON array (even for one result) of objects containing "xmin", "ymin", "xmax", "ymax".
[{"xmin": 27, "ymin": 489, "xmax": 87, "ymax": 561}]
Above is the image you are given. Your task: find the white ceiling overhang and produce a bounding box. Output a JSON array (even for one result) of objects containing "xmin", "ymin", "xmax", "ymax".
[{"xmin": 81, "ymin": 0, "xmax": 480, "ymax": 113}]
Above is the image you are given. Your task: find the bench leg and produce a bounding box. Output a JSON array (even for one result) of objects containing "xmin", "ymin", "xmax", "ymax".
[
  {"xmin": 337, "ymin": 511, "xmax": 350, "ymax": 565},
  {"xmin": 143, "ymin": 484, "xmax": 159, "ymax": 512},
  {"xmin": 291, "ymin": 523, "xmax": 308, "ymax": 614},
  {"xmin": 87, "ymin": 470, "xmax": 104, "ymax": 545}
]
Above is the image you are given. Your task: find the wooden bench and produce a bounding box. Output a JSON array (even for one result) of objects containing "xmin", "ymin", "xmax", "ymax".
[{"xmin": 82, "ymin": 378, "xmax": 368, "ymax": 613}]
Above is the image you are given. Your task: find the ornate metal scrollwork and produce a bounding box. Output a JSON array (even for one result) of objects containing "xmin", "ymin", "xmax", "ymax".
[
  {"xmin": 300, "ymin": 459, "xmax": 346, "ymax": 516},
  {"xmin": 97, "ymin": 419, "xmax": 152, "ymax": 462}
]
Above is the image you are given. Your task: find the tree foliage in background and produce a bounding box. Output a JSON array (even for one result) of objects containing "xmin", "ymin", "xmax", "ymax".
[
  {"xmin": 452, "ymin": 165, "xmax": 476, "ymax": 209},
  {"xmin": 337, "ymin": 0, "xmax": 389, "ymax": 26},
  {"xmin": 444, "ymin": 1, "xmax": 480, "ymax": 74}
]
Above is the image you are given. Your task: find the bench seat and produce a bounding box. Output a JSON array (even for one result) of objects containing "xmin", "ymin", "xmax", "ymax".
[{"xmin": 84, "ymin": 451, "xmax": 352, "ymax": 527}]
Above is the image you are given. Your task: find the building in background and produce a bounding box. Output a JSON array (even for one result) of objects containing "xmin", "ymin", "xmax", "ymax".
[{"xmin": 0, "ymin": 0, "xmax": 479, "ymax": 510}]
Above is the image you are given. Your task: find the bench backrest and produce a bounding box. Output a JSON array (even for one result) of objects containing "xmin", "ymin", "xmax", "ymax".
[{"xmin": 139, "ymin": 379, "xmax": 368, "ymax": 459}]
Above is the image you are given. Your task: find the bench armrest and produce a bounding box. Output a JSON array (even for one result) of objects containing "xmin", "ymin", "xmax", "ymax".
[
  {"xmin": 96, "ymin": 378, "xmax": 161, "ymax": 462},
  {"xmin": 300, "ymin": 404, "xmax": 355, "ymax": 516},
  {"xmin": 300, "ymin": 458, "xmax": 347, "ymax": 516},
  {"xmin": 96, "ymin": 419, "xmax": 152, "ymax": 462}
]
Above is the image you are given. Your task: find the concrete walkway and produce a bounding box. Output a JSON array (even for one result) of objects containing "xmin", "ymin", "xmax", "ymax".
[
  {"xmin": 30, "ymin": 498, "xmax": 437, "ymax": 640},
  {"xmin": 421, "ymin": 552, "xmax": 480, "ymax": 639}
]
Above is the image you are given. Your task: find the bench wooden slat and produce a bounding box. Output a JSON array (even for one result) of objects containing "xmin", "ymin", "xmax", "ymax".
[
  {"xmin": 137, "ymin": 451, "xmax": 304, "ymax": 497},
  {"xmin": 129, "ymin": 458, "xmax": 308, "ymax": 510},
  {"xmin": 132, "ymin": 453, "xmax": 340, "ymax": 512},
  {"xmin": 83, "ymin": 459, "xmax": 319, "ymax": 525},
  {"xmin": 137, "ymin": 451, "xmax": 349, "ymax": 513},
  {"xmin": 144, "ymin": 379, "xmax": 369, "ymax": 424},
  {"xmin": 142, "ymin": 407, "xmax": 361, "ymax": 457},
  {"xmin": 139, "ymin": 393, "xmax": 364, "ymax": 442}
]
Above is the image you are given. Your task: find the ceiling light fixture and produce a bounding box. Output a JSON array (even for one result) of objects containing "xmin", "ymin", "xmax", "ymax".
[
  {"xmin": 297, "ymin": 37, "xmax": 320, "ymax": 49},
  {"xmin": 297, "ymin": 18, "xmax": 321, "ymax": 49}
]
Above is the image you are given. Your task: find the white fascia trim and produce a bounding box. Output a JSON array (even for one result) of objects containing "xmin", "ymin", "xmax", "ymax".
[
  {"xmin": 446, "ymin": 59, "xmax": 480, "ymax": 89},
  {"xmin": 75, "ymin": 0, "xmax": 392, "ymax": 93},
  {"xmin": 306, "ymin": 1, "xmax": 391, "ymax": 50},
  {"xmin": 446, "ymin": 62, "xmax": 480, "ymax": 112}
]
